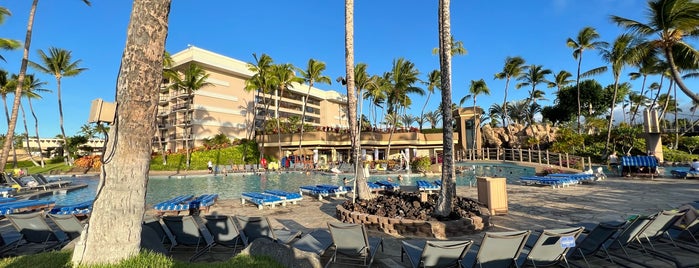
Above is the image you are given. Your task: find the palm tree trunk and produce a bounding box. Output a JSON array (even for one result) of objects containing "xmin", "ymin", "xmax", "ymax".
[
  {"xmin": 674, "ymin": 83, "xmax": 679, "ymax": 150},
  {"xmin": 56, "ymin": 78, "xmax": 73, "ymax": 166},
  {"xmin": 472, "ymin": 96, "xmax": 477, "ymax": 159},
  {"xmin": 436, "ymin": 0, "xmax": 455, "ymax": 217},
  {"xmin": 0, "ymin": 0, "xmax": 35, "ymax": 170},
  {"xmin": 2, "ymin": 96, "xmax": 18, "ymax": 168},
  {"xmin": 649, "ymin": 75, "xmax": 664, "ymax": 110},
  {"xmin": 419, "ymin": 91, "xmax": 432, "ymax": 131},
  {"xmin": 298, "ymin": 81, "xmax": 313, "ymax": 154},
  {"xmin": 20, "ymin": 103, "xmax": 39, "ymax": 166},
  {"xmin": 502, "ymin": 78, "xmax": 510, "ymax": 128},
  {"xmin": 73, "ymin": 0, "xmax": 171, "ymax": 264},
  {"xmin": 630, "ymin": 75, "xmax": 647, "ymax": 124},
  {"xmin": 575, "ymin": 55, "xmax": 583, "ymax": 134},
  {"xmin": 276, "ymin": 87, "xmax": 284, "ymax": 165},
  {"xmin": 27, "ymin": 98, "xmax": 44, "ymax": 167},
  {"xmin": 604, "ymin": 77, "xmax": 620, "ymax": 154},
  {"xmin": 666, "ymin": 47, "xmax": 699, "ymax": 103},
  {"xmin": 658, "ymin": 80, "xmax": 674, "ymax": 121}
]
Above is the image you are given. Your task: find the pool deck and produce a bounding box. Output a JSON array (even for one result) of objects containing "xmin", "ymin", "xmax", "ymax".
[
  {"xmin": 5, "ymin": 168, "xmax": 696, "ymax": 266},
  {"xmin": 155, "ymin": 175, "xmax": 698, "ymax": 267}
]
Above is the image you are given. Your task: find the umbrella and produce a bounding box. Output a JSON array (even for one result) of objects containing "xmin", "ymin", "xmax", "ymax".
[{"xmin": 293, "ymin": 148, "xmax": 314, "ymax": 155}]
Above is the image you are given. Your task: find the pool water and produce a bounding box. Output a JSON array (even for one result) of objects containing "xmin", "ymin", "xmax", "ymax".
[{"xmin": 36, "ymin": 162, "xmax": 535, "ymax": 207}]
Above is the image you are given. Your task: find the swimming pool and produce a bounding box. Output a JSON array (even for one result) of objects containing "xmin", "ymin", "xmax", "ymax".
[{"xmin": 36, "ymin": 162, "xmax": 535, "ymax": 206}]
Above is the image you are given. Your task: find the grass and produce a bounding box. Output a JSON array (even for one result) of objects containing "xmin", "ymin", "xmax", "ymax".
[{"xmin": 0, "ymin": 250, "xmax": 284, "ymax": 268}]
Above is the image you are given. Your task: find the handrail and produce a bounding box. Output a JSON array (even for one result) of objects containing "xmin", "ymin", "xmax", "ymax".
[{"xmin": 463, "ymin": 148, "xmax": 591, "ymax": 171}]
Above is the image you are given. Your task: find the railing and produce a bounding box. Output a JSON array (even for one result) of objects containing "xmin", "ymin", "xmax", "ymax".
[{"xmin": 462, "ymin": 148, "xmax": 592, "ymax": 171}]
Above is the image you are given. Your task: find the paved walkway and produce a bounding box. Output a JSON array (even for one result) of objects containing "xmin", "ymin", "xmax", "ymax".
[{"xmin": 157, "ymin": 176, "xmax": 698, "ymax": 267}]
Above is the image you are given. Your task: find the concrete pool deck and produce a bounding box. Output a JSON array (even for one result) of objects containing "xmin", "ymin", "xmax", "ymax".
[{"xmin": 148, "ymin": 175, "xmax": 698, "ymax": 267}]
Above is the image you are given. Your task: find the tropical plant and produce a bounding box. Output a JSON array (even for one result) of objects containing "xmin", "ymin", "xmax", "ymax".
[
  {"xmin": 420, "ymin": 70, "xmax": 440, "ymax": 131},
  {"xmin": 567, "ymin": 26, "xmax": 609, "ymax": 133},
  {"xmin": 612, "ymin": 0, "xmax": 699, "ymax": 103},
  {"xmin": 15, "ymin": 74, "xmax": 49, "ymax": 166},
  {"xmin": 628, "ymin": 55, "xmax": 660, "ymax": 122},
  {"xmin": 548, "ymin": 70, "xmax": 574, "ymax": 102},
  {"xmin": 245, "ymin": 53, "xmax": 274, "ymax": 168},
  {"xmin": 424, "ymin": 110, "xmax": 441, "ymax": 129},
  {"xmin": 297, "ymin": 58, "xmax": 331, "ymax": 155},
  {"xmin": 75, "ymin": 0, "xmax": 168, "ymax": 265},
  {"xmin": 0, "ymin": 70, "xmax": 18, "ymax": 167},
  {"xmin": 0, "ymin": 7, "xmax": 20, "ymax": 61},
  {"xmin": 269, "ymin": 63, "xmax": 302, "ymax": 166},
  {"xmin": 600, "ymin": 33, "xmax": 639, "ymax": 154},
  {"xmin": 494, "ymin": 56, "xmax": 526, "ymax": 128},
  {"xmin": 29, "ymin": 47, "xmax": 87, "ymax": 166},
  {"xmin": 431, "ymin": 36, "xmax": 467, "ymax": 56},
  {"xmin": 168, "ymin": 63, "xmax": 211, "ymax": 168},
  {"xmin": 384, "ymin": 58, "xmax": 423, "ymax": 162}
]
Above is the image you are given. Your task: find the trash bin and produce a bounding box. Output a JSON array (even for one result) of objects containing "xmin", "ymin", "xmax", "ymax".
[{"xmin": 477, "ymin": 177, "xmax": 508, "ymax": 215}]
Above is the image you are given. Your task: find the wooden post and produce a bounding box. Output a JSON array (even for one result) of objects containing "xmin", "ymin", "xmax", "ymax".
[
  {"xmin": 546, "ymin": 150, "xmax": 550, "ymax": 165},
  {"xmin": 518, "ymin": 149, "xmax": 523, "ymax": 162},
  {"xmin": 589, "ymin": 157, "xmax": 592, "ymax": 170},
  {"xmin": 565, "ymin": 153, "xmax": 570, "ymax": 168},
  {"xmin": 528, "ymin": 150, "xmax": 532, "ymax": 163},
  {"xmin": 581, "ymin": 157, "xmax": 585, "ymax": 171},
  {"xmin": 486, "ymin": 147, "xmax": 490, "ymax": 160},
  {"xmin": 538, "ymin": 150, "xmax": 542, "ymax": 164},
  {"xmin": 496, "ymin": 148, "xmax": 500, "ymax": 160},
  {"xmin": 558, "ymin": 153, "xmax": 562, "ymax": 168}
]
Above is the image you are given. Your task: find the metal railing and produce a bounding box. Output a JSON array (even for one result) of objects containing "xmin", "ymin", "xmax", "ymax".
[{"xmin": 462, "ymin": 148, "xmax": 592, "ymax": 170}]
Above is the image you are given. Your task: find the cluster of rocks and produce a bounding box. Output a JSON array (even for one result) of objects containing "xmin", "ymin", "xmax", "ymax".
[
  {"xmin": 481, "ymin": 123, "xmax": 559, "ymax": 148},
  {"xmin": 341, "ymin": 191, "xmax": 483, "ymax": 221}
]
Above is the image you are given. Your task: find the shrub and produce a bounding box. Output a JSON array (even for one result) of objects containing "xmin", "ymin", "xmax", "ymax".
[{"xmin": 411, "ymin": 156, "xmax": 431, "ymax": 173}]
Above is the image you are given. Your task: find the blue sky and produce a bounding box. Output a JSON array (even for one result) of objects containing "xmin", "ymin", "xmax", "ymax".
[{"xmin": 1, "ymin": 0, "xmax": 697, "ymax": 137}]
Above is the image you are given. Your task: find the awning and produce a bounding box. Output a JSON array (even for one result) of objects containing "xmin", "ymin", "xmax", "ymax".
[{"xmin": 621, "ymin": 156, "xmax": 658, "ymax": 167}]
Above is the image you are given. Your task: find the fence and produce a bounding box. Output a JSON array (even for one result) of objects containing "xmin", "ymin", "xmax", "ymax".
[{"xmin": 462, "ymin": 148, "xmax": 592, "ymax": 170}]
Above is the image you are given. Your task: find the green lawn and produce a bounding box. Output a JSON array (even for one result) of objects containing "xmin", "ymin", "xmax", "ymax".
[{"xmin": 0, "ymin": 251, "xmax": 284, "ymax": 268}]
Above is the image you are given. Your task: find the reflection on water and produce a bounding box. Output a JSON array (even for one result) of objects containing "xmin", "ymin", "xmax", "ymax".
[{"xmin": 36, "ymin": 163, "xmax": 535, "ymax": 206}]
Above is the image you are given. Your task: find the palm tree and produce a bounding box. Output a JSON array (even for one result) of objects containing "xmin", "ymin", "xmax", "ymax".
[
  {"xmin": 628, "ymin": 55, "xmax": 660, "ymax": 123},
  {"xmin": 0, "ymin": 70, "xmax": 18, "ymax": 167},
  {"xmin": 400, "ymin": 114, "xmax": 417, "ymax": 128},
  {"xmin": 15, "ymin": 74, "xmax": 49, "ymax": 167},
  {"xmin": 628, "ymin": 91, "xmax": 649, "ymax": 124},
  {"xmin": 567, "ymin": 27, "xmax": 609, "ymax": 133},
  {"xmin": 612, "ymin": 0, "xmax": 699, "ymax": 103},
  {"xmin": 424, "ymin": 110, "xmax": 441, "ymax": 129},
  {"xmin": 459, "ymin": 79, "xmax": 489, "ymax": 158},
  {"xmin": 384, "ymin": 58, "xmax": 422, "ymax": 162},
  {"xmin": 0, "ymin": 7, "xmax": 20, "ymax": 61},
  {"xmin": 297, "ymin": 59, "xmax": 331, "ymax": 155},
  {"xmin": 157, "ymin": 51, "xmax": 175, "ymax": 165},
  {"xmin": 245, "ymin": 53, "xmax": 274, "ymax": 169},
  {"xmin": 488, "ymin": 103, "xmax": 505, "ymax": 127},
  {"xmin": 77, "ymin": 0, "xmax": 168, "ymax": 264},
  {"xmin": 547, "ymin": 70, "xmax": 574, "ymax": 103},
  {"xmin": 494, "ymin": 56, "xmax": 526, "ymax": 128},
  {"xmin": 28, "ymin": 47, "xmax": 87, "ymax": 166},
  {"xmin": 420, "ymin": 70, "xmax": 440, "ymax": 131},
  {"xmin": 269, "ymin": 63, "xmax": 303, "ymax": 164},
  {"xmin": 435, "ymin": 0, "xmax": 455, "ymax": 217},
  {"xmin": 366, "ymin": 74, "xmax": 388, "ymax": 127},
  {"xmin": 601, "ymin": 34, "xmax": 639, "ymax": 153},
  {"xmin": 516, "ymin": 64, "xmax": 552, "ymax": 104},
  {"xmin": 431, "ymin": 36, "xmax": 467, "ymax": 56},
  {"xmin": 169, "ymin": 63, "xmax": 211, "ymax": 168}
]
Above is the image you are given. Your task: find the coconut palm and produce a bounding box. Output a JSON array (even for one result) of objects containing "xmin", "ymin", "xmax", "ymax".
[
  {"xmin": 516, "ymin": 64, "xmax": 552, "ymax": 104},
  {"xmin": 424, "ymin": 110, "xmax": 442, "ymax": 129},
  {"xmin": 169, "ymin": 63, "xmax": 211, "ymax": 168},
  {"xmin": 628, "ymin": 55, "xmax": 660, "ymax": 122},
  {"xmin": 547, "ymin": 70, "xmax": 574, "ymax": 103},
  {"xmin": 494, "ymin": 56, "xmax": 526, "ymax": 128},
  {"xmin": 420, "ymin": 70, "xmax": 440, "ymax": 131},
  {"xmin": 567, "ymin": 26, "xmax": 609, "ymax": 133},
  {"xmin": 431, "ymin": 36, "xmax": 467, "ymax": 56},
  {"xmin": 28, "ymin": 47, "xmax": 87, "ymax": 166},
  {"xmin": 157, "ymin": 51, "xmax": 175, "ymax": 165},
  {"xmin": 601, "ymin": 34, "xmax": 640, "ymax": 153},
  {"xmin": 400, "ymin": 114, "xmax": 417, "ymax": 128},
  {"xmin": 459, "ymin": 79, "xmax": 489, "ymax": 157},
  {"xmin": 15, "ymin": 74, "xmax": 49, "ymax": 167},
  {"xmin": 628, "ymin": 91, "xmax": 649, "ymax": 124},
  {"xmin": 435, "ymin": 0, "xmax": 456, "ymax": 217},
  {"xmin": 269, "ymin": 63, "xmax": 303, "ymax": 164},
  {"xmin": 297, "ymin": 58, "xmax": 331, "ymax": 154},
  {"xmin": 0, "ymin": 7, "xmax": 20, "ymax": 61},
  {"xmin": 384, "ymin": 58, "xmax": 422, "ymax": 162},
  {"xmin": 612, "ymin": 0, "xmax": 699, "ymax": 103},
  {"xmin": 488, "ymin": 103, "xmax": 505, "ymax": 126},
  {"xmin": 245, "ymin": 53, "xmax": 274, "ymax": 168},
  {"xmin": 0, "ymin": 70, "xmax": 18, "ymax": 167},
  {"xmin": 366, "ymin": 74, "xmax": 388, "ymax": 127}
]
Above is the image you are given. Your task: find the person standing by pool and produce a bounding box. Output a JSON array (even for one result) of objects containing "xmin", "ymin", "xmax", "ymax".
[
  {"xmin": 608, "ymin": 152, "xmax": 619, "ymax": 176},
  {"xmin": 207, "ymin": 160, "xmax": 213, "ymax": 174}
]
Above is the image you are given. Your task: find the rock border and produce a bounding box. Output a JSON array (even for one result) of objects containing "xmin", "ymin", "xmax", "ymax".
[{"xmin": 335, "ymin": 204, "xmax": 490, "ymax": 239}]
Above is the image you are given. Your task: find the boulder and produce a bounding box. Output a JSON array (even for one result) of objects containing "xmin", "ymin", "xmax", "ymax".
[
  {"xmin": 240, "ymin": 238, "xmax": 323, "ymax": 268},
  {"xmin": 480, "ymin": 124, "xmax": 559, "ymax": 148}
]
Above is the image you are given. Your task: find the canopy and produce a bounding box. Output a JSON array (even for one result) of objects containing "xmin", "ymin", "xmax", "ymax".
[
  {"xmin": 293, "ymin": 148, "xmax": 314, "ymax": 155},
  {"xmin": 621, "ymin": 156, "xmax": 658, "ymax": 168}
]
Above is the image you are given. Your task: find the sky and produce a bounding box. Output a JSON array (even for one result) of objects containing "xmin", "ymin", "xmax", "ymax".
[{"xmin": 1, "ymin": 0, "xmax": 697, "ymax": 138}]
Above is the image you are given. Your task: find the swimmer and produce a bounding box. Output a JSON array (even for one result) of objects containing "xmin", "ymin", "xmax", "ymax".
[
  {"xmin": 387, "ymin": 177, "xmax": 393, "ymax": 182},
  {"xmin": 397, "ymin": 174, "xmax": 403, "ymax": 181}
]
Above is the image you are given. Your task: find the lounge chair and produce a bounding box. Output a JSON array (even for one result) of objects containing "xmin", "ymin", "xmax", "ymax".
[
  {"xmin": 241, "ymin": 192, "xmax": 285, "ymax": 209},
  {"xmin": 201, "ymin": 215, "xmax": 246, "ymax": 249},
  {"xmin": 459, "ymin": 230, "xmax": 530, "ymax": 268},
  {"xmin": 291, "ymin": 229, "xmax": 333, "ymax": 256},
  {"xmin": 416, "ymin": 180, "xmax": 440, "ymax": 193},
  {"xmin": 517, "ymin": 227, "xmax": 584, "ymax": 267},
  {"xmin": 315, "ymin": 184, "xmax": 348, "ymax": 197},
  {"xmin": 299, "ymin": 185, "xmax": 331, "ymax": 200},
  {"xmin": 327, "ymin": 222, "xmax": 384, "ymax": 267},
  {"xmin": 263, "ymin": 190, "xmax": 303, "ymax": 205},
  {"xmin": 0, "ymin": 197, "xmax": 17, "ymax": 203},
  {"xmin": 153, "ymin": 194, "xmax": 194, "ymax": 212},
  {"xmin": 31, "ymin": 174, "xmax": 71, "ymax": 188},
  {"xmin": 625, "ymin": 210, "xmax": 699, "ymax": 267},
  {"xmin": 47, "ymin": 214, "xmax": 84, "ymax": 240},
  {"xmin": 0, "ymin": 200, "xmax": 55, "ymax": 215},
  {"xmin": 143, "ymin": 215, "xmax": 173, "ymax": 245},
  {"xmin": 160, "ymin": 215, "xmax": 215, "ymax": 261},
  {"xmin": 6, "ymin": 211, "xmax": 67, "ymax": 253},
  {"xmin": 0, "ymin": 187, "xmax": 14, "ymax": 198},
  {"xmin": 375, "ymin": 180, "xmax": 400, "ymax": 190},
  {"xmin": 234, "ymin": 215, "xmax": 301, "ymax": 245},
  {"xmin": 49, "ymin": 200, "xmax": 93, "ymax": 216},
  {"xmin": 401, "ymin": 240, "xmax": 473, "ymax": 268}
]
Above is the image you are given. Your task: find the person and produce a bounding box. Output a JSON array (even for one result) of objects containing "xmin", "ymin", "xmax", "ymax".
[
  {"xmin": 207, "ymin": 160, "xmax": 213, "ymax": 174},
  {"xmin": 397, "ymin": 174, "xmax": 403, "ymax": 181},
  {"xmin": 387, "ymin": 177, "xmax": 393, "ymax": 182},
  {"xmin": 342, "ymin": 177, "xmax": 348, "ymax": 186},
  {"xmin": 608, "ymin": 152, "xmax": 619, "ymax": 175},
  {"xmin": 691, "ymin": 159, "xmax": 699, "ymax": 171}
]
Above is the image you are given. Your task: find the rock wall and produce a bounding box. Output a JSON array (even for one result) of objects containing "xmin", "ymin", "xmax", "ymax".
[
  {"xmin": 336, "ymin": 205, "xmax": 489, "ymax": 239},
  {"xmin": 481, "ymin": 124, "xmax": 558, "ymax": 148}
]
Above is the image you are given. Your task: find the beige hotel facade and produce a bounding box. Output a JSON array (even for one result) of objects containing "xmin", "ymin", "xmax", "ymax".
[{"xmin": 155, "ymin": 46, "xmax": 480, "ymax": 164}]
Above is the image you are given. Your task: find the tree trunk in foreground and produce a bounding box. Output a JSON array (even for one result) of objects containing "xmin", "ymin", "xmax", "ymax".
[
  {"xmin": 72, "ymin": 0, "xmax": 171, "ymax": 265},
  {"xmin": 436, "ymin": 0, "xmax": 455, "ymax": 217}
]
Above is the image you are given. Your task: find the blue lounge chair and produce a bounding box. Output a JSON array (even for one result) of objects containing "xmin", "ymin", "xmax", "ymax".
[
  {"xmin": 241, "ymin": 192, "xmax": 285, "ymax": 209},
  {"xmin": 671, "ymin": 169, "xmax": 699, "ymax": 179},
  {"xmin": 188, "ymin": 194, "xmax": 219, "ymax": 214},
  {"xmin": 375, "ymin": 181, "xmax": 400, "ymax": 190},
  {"xmin": 153, "ymin": 194, "xmax": 195, "ymax": 212},
  {"xmin": 49, "ymin": 200, "xmax": 93, "ymax": 215},
  {"xmin": 0, "ymin": 188, "xmax": 15, "ymax": 198},
  {"xmin": 0, "ymin": 200, "xmax": 55, "ymax": 215},
  {"xmin": 153, "ymin": 194, "xmax": 217, "ymax": 214},
  {"xmin": 316, "ymin": 184, "xmax": 348, "ymax": 197},
  {"xmin": 264, "ymin": 190, "xmax": 303, "ymax": 205},
  {"xmin": 367, "ymin": 182, "xmax": 384, "ymax": 192},
  {"xmin": 299, "ymin": 185, "xmax": 331, "ymax": 200},
  {"xmin": 416, "ymin": 180, "xmax": 440, "ymax": 193},
  {"xmin": 0, "ymin": 197, "xmax": 17, "ymax": 203}
]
